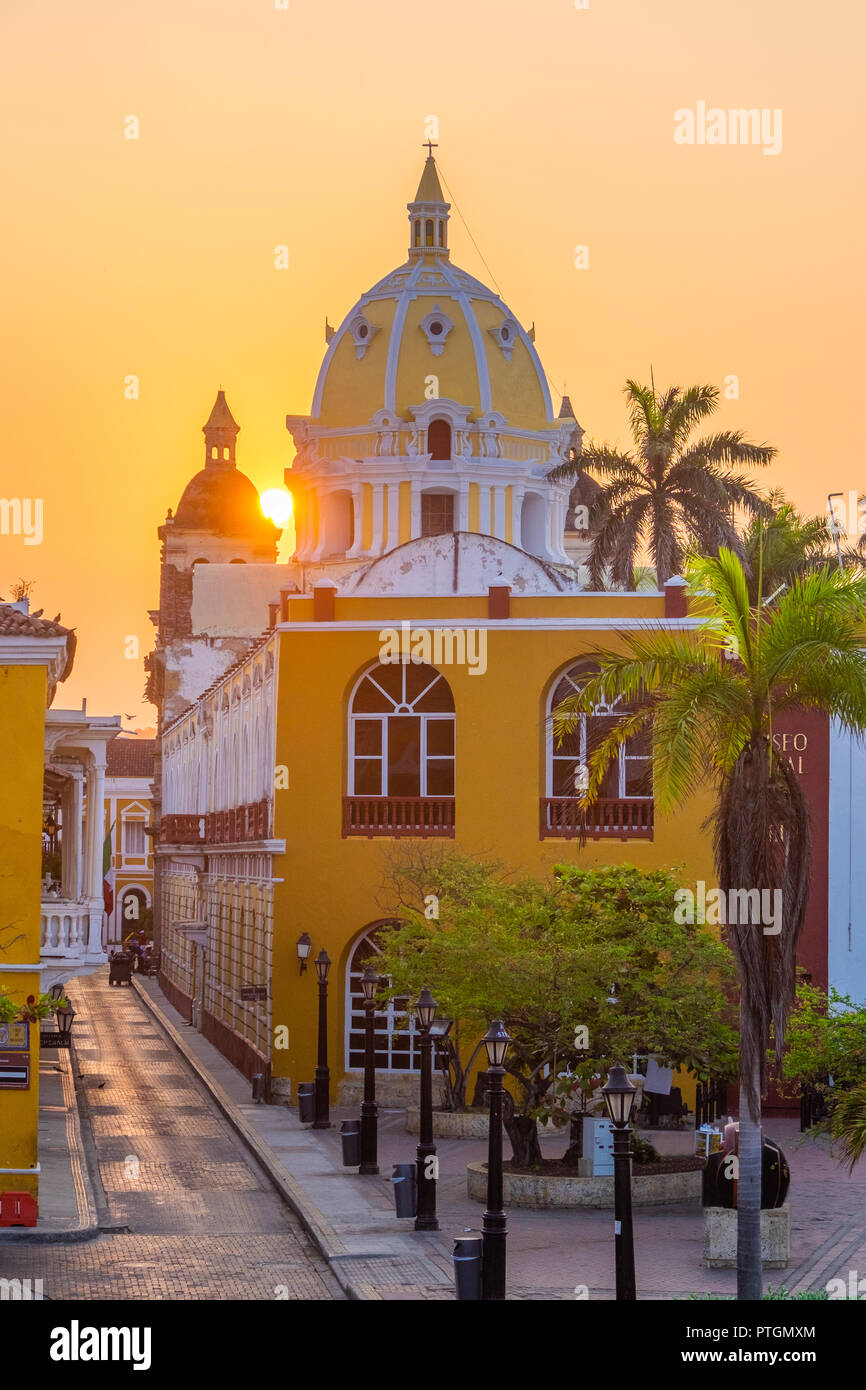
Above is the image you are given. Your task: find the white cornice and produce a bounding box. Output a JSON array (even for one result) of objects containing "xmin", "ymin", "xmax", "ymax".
[
  {"xmin": 273, "ymin": 616, "xmax": 703, "ymax": 633},
  {"xmin": 0, "ymin": 634, "xmax": 68, "ymax": 680}
]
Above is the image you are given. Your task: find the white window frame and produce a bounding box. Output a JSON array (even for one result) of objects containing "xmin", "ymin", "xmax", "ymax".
[
  {"xmin": 546, "ymin": 663, "xmax": 651, "ymax": 799},
  {"xmin": 348, "ymin": 664, "xmax": 455, "ymax": 797},
  {"xmin": 344, "ymin": 930, "xmax": 421, "ymax": 1074}
]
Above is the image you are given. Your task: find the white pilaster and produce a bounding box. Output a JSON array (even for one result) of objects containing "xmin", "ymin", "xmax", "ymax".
[
  {"xmin": 387, "ymin": 481, "xmax": 401, "ymax": 550},
  {"xmin": 346, "ymin": 483, "xmax": 364, "ymax": 559},
  {"xmin": 370, "ymin": 483, "xmax": 385, "ymax": 554},
  {"xmin": 511, "ymin": 485, "xmax": 525, "ymax": 550},
  {"xmin": 410, "ymin": 481, "xmax": 421, "ymax": 541},
  {"xmin": 85, "ymin": 758, "xmax": 107, "ymax": 901},
  {"xmin": 479, "ymin": 485, "xmax": 493, "ymax": 537},
  {"xmin": 492, "ymin": 485, "xmax": 506, "ymax": 540},
  {"xmin": 456, "ymin": 482, "xmax": 469, "ymax": 532}
]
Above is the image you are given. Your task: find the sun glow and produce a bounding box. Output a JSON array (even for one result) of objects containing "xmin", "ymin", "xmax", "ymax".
[{"xmin": 260, "ymin": 487, "xmax": 293, "ymax": 527}]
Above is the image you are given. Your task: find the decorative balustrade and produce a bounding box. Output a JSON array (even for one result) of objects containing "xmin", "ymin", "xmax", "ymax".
[
  {"xmin": 160, "ymin": 802, "xmax": 271, "ymax": 845},
  {"xmin": 203, "ymin": 799, "xmax": 271, "ymax": 844},
  {"xmin": 539, "ymin": 797, "xmax": 654, "ymax": 841},
  {"xmin": 342, "ymin": 796, "xmax": 455, "ymax": 839},
  {"xmin": 41, "ymin": 900, "xmax": 104, "ymax": 961}
]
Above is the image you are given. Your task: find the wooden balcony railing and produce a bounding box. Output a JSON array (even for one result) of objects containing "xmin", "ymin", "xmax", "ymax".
[
  {"xmin": 343, "ymin": 796, "xmax": 455, "ymax": 839},
  {"xmin": 540, "ymin": 797, "xmax": 654, "ymax": 841},
  {"xmin": 160, "ymin": 814, "xmax": 204, "ymax": 845},
  {"xmin": 162, "ymin": 801, "xmax": 271, "ymax": 846},
  {"xmin": 203, "ymin": 799, "xmax": 271, "ymax": 844}
]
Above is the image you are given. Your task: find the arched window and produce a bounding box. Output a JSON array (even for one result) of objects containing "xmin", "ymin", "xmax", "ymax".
[
  {"xmin": 427, "ymin": 417, "xmax": 451, "ymax": 461},
  {"xmin": 425, "ymin": 218, "xmax": 434, "ymax": 247},
  {"xmin": 413, "ymin": 220, "xmax": 421, "ymax": 247},
  {"xmin": 547, "ymin": 662, "xmax": 651, "ymax": 799},
  {"xmin": 437, "ymin": 220, "xmax": 445, "ymax": 247},
  {"xmin": 349, "ymin": 662, "xmax": 455, "ymax": 798},
  {"xmin": 345, "ymin": 928, "xmax": 421, "ymax": 1072},
  {"xmin": 192, "ymin": 557, "xmax": 209, "ymax": 567},
  {"xmin": 230, "ymin": 558, "xmax": 246, "ymax": 565}
]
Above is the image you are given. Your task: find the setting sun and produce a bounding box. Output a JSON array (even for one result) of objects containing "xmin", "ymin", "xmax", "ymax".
[{"xmin": 260, "ymin": 487, "xmax": 293, "ymax": 527}]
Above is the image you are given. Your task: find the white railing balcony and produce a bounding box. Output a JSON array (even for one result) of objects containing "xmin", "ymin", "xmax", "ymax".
[{"xmin": 40, "ymin": 899, "xmax": 106, "ymax": 967}]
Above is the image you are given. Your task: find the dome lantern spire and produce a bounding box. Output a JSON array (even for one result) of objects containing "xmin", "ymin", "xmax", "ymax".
[
  {"xmin": 203, "ymin": 388, "xmax": 240, "ymax": 469},
  {"xmin": 408, "ymin": 143, "xmax": 450, "ymax": 260}
]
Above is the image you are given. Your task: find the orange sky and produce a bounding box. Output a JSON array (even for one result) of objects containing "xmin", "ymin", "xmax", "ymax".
[{"xmin": 1, "ymin": 0, "xmax": 863, "ymax": 722}]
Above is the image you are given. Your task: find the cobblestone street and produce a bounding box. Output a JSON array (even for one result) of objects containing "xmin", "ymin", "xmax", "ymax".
[{"xmin": 0, "ymin": 974, "xmax": 341, "ymax": 1301}]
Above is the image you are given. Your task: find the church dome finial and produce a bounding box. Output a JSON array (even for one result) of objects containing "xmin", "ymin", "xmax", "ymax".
[
  {"xmin": 408, "ymin": 144, "xmax": 450, "ymax": 260},
  {"xmin": 203, "ymin": 388, "xmax": 240, "ymax": 468}
]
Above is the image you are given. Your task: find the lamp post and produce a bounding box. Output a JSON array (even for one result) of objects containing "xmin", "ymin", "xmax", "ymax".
[
  {"xmin": 296, "ymin": 932, "xmax": 312, "ymax": 974},
  {"xmin": 481, "ymin": 1018, "xmax": 512, "ymax": 1300},
  {"xmin": 414, "ymin": 986, "xmax": 439, "ymax": 1231},
  {"xmin": 313, "ymin": 949, "xmax": 331, "ymax": 1129},
  {"xmin": 602, "ymin": 1062, "xmax": 638, "ymax": 1301},
  {"xmin": 56, "ymin": 1006, "xmax": 76, "ymax": 1048},
  {"xmin": 359, "ymin": 965, "xmax": 379, "ymax": 1174}
]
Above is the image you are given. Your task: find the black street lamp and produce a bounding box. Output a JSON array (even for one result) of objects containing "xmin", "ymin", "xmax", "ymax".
[
  {"xmin": 313, "ymin": 949, "xmax": 331, "ymax": 1129},
  {"xmin": 414, "ymin": 986, "xmax": 439, "ymax": 1231},
  {"xmin": 359, "ymin": 965, "xmax": 379, "ymax": 1174},
  {"xmin": 481, "ymin": 1018, "xmax": 512, "ymax": 1300},
  {"xmin": 296, "ymin": 932, "xmax": 312, "ymax": 974},
  {"xmin": 56, "ymin": 1006, "xmax": 76, "ymax": 1048},
  {"xmin": 602, "ymin": 1063, "xmax": 638, "ymax": 1301}
]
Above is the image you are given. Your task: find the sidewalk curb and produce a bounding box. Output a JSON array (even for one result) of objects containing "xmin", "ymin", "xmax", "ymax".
[
  {"xmin": 131, "ymin": 978, "xmax": 378, "ymax": 1301},
  {"xmin": 0, "ymin": 1048, "xmax": 100, "ymax": 1245}
]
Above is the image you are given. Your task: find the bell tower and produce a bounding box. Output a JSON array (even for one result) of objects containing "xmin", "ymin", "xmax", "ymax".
[
  {"xmin": 203, "ymin": 388, "xmax": 239, "ymax": 469},
  {"xmin": 408, "ymin": 145, "xmax": 450, "ymax": 260}
]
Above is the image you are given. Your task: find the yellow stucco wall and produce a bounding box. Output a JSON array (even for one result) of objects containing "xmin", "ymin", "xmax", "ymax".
[
  {"xmin": 0, "ymin": 664, "xmax": 48, "ymax": 1197},
  {"xmin": 269, "ymin": 613, "xmax": 715, "ymax": 1104}
]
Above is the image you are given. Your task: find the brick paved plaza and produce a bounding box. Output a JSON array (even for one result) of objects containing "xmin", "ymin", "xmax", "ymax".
[{"xmin": 0, "ymin": 974, "xmax": 341, "ymax": 1301}]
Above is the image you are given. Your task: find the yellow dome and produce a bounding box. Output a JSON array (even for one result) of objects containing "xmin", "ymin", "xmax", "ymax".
[
  {"xmin": 311, "ymin": 158, "xmax": 555, "ymax": 434},
  {"xmin": 285, "ymin": 156, "xmax": 579, "ymax": 575}
]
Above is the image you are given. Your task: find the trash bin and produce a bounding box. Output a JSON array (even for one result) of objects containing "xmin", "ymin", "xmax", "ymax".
[
  {"xmin": 297, "ymin": 1083, "xmax": 316, "ymax": 1124},
  {"xmin": 391, "ymin": 1163, "xmax": 417, "ymax": 1218},
  {"xmin": 251, "ymin": 1073, "xmax": 265, "ymax": 1103},
  {"xmin": 341, "ymin": 1120, "xmax": 362, "ymax": 1167},
  {"xmin": 452, "ymin": 1236, "xmax": 483, "ymax": 1301}
]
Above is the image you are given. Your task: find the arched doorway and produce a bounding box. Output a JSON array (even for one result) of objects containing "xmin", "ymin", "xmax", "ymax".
[
  {"xmin": 344, "ymin": 927, "xmax": 421, "ymax": 1073},
  {"xmin": 427, "ymin": 418, "xmax": 452, "ymax": 461}
]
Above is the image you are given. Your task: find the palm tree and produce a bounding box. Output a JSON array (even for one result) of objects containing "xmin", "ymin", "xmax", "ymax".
[
  {"xmin": 550, "ymin": 381, "xmax": 775, "ymax": 588},
  {"xmin": 832, "ymin": 1082, "xmax": 866, "ymax": 1171},
  {"xmin": 739, "ymin": 495, "xmax": 839, "ymax": 605},
  {"xmin": 553, "ymin": 551, "xmax": 866, "ymax": 1298}
]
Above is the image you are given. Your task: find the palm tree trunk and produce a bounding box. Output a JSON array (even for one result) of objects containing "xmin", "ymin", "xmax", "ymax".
[{"xmin": 737, "ymin": 1045, "xmax": 764, "ymax": 1300}]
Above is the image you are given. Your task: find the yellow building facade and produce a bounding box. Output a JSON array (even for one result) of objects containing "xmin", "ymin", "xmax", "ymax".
[
  {"xmin": 0, "ymin": 604, "xmax": 76, "ymax": 1203},
  {"xmin": 156, "ymin": 154, "xmax": 715, "ymax": 1111},
  {"xmin": 104, "ymin": 737, "xmax": 155, "ymax": 946}
]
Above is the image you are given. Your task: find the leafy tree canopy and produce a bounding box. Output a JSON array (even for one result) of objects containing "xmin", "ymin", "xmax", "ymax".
[{"xmin": 376, "ymin": 851, "xmax": 737, "ymax": 1116}]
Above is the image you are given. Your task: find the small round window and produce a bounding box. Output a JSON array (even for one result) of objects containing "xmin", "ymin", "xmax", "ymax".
[
  {"xmin": 501, "ymin": 326, "xmax": 510, "ymax": 342},
  {"xmin": 430, "ymin": 320, "xmax": 443, "ymax": 336},
  {"xmin": 358, "ymin": 324, "xmax": 369, "ymax": 339}
]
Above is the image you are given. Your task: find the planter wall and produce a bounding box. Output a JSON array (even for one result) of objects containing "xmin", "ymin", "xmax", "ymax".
[
  {"xmin": 703, "ymin": 1205, "xmax": 790, "ymax": 1268},
  {"xmin": 338, "ymin": 1075, "xmax": 448, "ymax": 1108},
  {"xmin": 466, "ymin": 1161, "xmax": 703, "ymax": 1209},
  {"xmin": 405, "ymin": 1107, "xmax": 558, "ymax": 1139}
]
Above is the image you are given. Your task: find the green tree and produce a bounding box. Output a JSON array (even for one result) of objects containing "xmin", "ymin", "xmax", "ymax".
[
  {"xmin": 553, "ymin": 550, "xmax": 866, "ymax": 1299},
  {"xmin": 781, "ymin": 983, "xmax": 866, "ymax": 1095},
  {"xmin": 549, "ymin": 381, "xmax": 774, "ymax": 588},
  {"xmin": 377, "ymin": 852, "xmax": 736, "ymax": 1165},
  {"xmin": 739, "ymin": 497, "xmax": 839, "ymax": 606}
]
